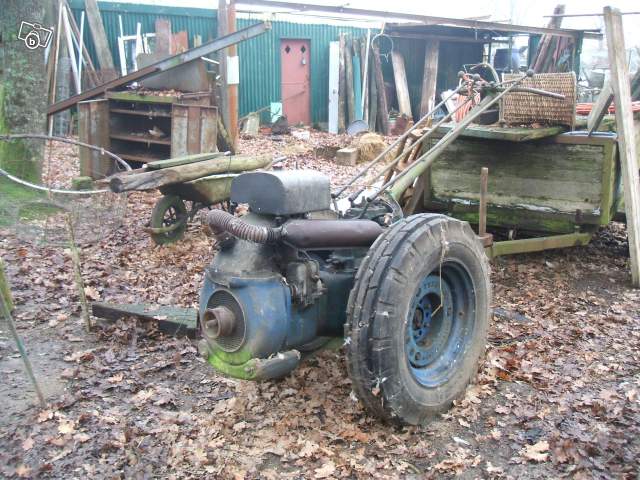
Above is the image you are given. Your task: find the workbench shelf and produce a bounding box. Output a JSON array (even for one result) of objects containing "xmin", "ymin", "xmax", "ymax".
[{"xmin": 79, "ymin": 93, "xmax": 219, "ymax": 176}]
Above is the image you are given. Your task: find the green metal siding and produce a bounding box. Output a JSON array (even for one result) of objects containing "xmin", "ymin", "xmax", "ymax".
[
  {"xmin": 67, "ymin": 2, "xmax": 484, "ymax": 124},
  {"xmin": 237, "ymin": 18, "xmax": 364, "ymax": 124},
  {"xmin": 68, "ymin": 1, "xmax": 365, "ymax": 124},
  {"xmin": 70, "ymin": 1, "xmax": 217, "ymax": 73}
]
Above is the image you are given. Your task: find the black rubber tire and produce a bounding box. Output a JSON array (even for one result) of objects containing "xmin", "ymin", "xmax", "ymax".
[
  {"xmin": 150, "ymin": 195, "xmax": 188, "ymax": 245},
  {"xmin": 345, "ymin": 213, "xmax": 490, "ymax": 425}
]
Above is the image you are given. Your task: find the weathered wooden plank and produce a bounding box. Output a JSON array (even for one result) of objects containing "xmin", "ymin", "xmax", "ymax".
[
  {"xmin": 427, "ymin": 136, "xmax": 616, "ymax": 229},
  {"xmin": 587, "ymin": 81, "xmax": 613, "ymax": 134},
  {"xmin": 435, "ymin": 123, "xmax": 566, "ymax": 142},
  {"xmin": 604, "ymin": 6, "xmax": 640, "ymax": 286},
  {"xmin": 154, "ymin": 19, "xmax": 171, "ymax": 55},
  {"xmin": 420, "ymin": 40, "xmax": 439, "ymax": 118},
  {"xmin": 78, "ymin": 99, "xmax": 111, "ymax": 179},
  {"xmin": 328, "ymin": 41, "xmax": 340, "ymax": 134},
  {"xmin": 91, "ymin": 302, "xmax": 197, "ymax": 338},
  {"xmin": 338, "ymin": 34, "xmax": 346, "ymax": 133},
  {"xmin": 372, "ymin": 44, "xmax": 389, "ymax": 135},
  {"xmin": 391, "ymin": 50, "xmax": 412, "ymax": 118},
  {"xmin": 84, "ymin": 0, "xmax": 117, "ymax": 81},
  {"xmin": 345, "ymin": 38, "xmax": 356, "ymax": 125}
]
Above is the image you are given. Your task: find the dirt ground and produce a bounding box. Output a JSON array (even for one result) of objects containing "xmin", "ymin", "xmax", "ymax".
[{"xmin": 0, "ymin": 131, "xmax": 639, "ymax": 479}]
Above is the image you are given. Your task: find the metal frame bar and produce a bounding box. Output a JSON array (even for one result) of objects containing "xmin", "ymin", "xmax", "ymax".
[{"xmin": 235, "ymin": 0, "xmax": 602, "ymax": 40}]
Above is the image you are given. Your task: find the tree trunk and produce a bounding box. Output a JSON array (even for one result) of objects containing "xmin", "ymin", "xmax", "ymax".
[{"xmin": 0, "ymin": 0, "xmax": 50, "ymax": 182}]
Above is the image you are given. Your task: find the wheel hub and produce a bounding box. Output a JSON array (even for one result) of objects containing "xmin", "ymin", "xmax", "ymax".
[{"xmin": 405, "ymin": 264, "xmax": 475, "ymax": 388}]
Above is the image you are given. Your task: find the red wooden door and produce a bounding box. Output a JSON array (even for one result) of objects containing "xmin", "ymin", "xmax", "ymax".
[{"xmin": 281, "ymin": 39, "xmax": 311, "ymax": 125}]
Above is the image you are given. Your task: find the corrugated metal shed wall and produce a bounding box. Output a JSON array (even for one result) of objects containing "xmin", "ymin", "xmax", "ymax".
[
  {"xmin": 68, "ymin": 2, "xmax": 483, "ymax": 124},
  {"xmin": 69, "ymin": 1, "xmax": 364, "ymax": 124},
  {"xmin": 236, "ymin": 18, "xmax": 364, "ymax": 124}
]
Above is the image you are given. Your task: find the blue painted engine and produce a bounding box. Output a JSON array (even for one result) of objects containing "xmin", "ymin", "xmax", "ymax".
[{"xmin": 197, "ymin": 170, "xmax": 386, "ymax": 380}]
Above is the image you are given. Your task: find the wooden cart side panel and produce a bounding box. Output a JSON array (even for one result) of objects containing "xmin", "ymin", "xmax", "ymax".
[
  {"xmin": 425, "ymin": 135, "xmax": 618, "ymax": 234},
  {"xmin": 78, "ymin": 99, "xmax": 111, "ymax": 179}
]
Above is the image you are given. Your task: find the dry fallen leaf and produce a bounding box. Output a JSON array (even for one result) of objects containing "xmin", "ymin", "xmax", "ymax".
[
  {"xmin": 37, "ymin": 409, "xmax": 55, "ymax": 423},
  {"xmin": 522, "ymin": 440, "xmax": 549, "ymax": 462},
  {"xmin": 15, "ymin": 464, "xmax": 32, "ymax": 478},
  {"xmin": 22, "ymin": 437, "xmax": 34, "ymax": 451},
  {"xmin": 314, "ymin": 460, "xmax": 336, "ymax": 479},
  {"xmin": 58, "ymin": 421, "xmax": 76, "ymax": 435},
  {"xmin": 83, "ymin": 286, "xmax": 101, "ymax": 301}
]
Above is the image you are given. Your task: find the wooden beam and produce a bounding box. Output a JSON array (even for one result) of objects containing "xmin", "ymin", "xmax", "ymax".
[
  {"xmin": 372, "ymin": 44, "xmax": 389, "ymax": 135},
  {"xmin": 235, "ymin": 0, "xmax": 600, "ymax": 39},
  {"xmin": 218, "ymin": 0, "xmax": 230, "ymax": 139},
  {"xmin": 391, "ymin": 50, "xmax": 412, "ymax": 118},
  {"xmin": 328, "ymin": 41, "xmax": 340, "ymax": 134},
  {"xmin": 227, "ymin": 0, "xmax": 239, "ymax": 149},
  {"xmin": 419, "ymin": 40, "xmax": 439, "ymax": 118},
  {"xmin": 84, "ymin": 0, "xmax": 117, "ymax": 81},
  {"xmin": 604, "ymin": 6, "xmax": 640, "ymax": 286},
  {"xmin": 587, "ymin": 81, "xmax": 613, "ymax": 134},
  {"xmin": 345, "ymin": 38, "xmax": 356, "ymax": 124}
]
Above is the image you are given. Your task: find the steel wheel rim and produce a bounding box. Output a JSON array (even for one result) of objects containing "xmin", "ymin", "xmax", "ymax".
[{"xmin": 404, "ymin": 261, "xmax": 476, "ymax": 388}]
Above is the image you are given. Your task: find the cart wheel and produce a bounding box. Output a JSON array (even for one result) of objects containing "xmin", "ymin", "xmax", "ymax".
[
  {"xmin": 150, "ymin": 195, "xmax": 188, "ymax": 245},
  {"xmin": 345, "ymin": 214, "xmax": 490, "ymax": 425}
]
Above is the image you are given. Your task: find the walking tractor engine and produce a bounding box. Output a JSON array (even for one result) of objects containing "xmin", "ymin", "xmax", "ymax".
[
  {"xmin": 195, "ymin": 67, "xmax": 561, "ymax": 425},
  {"xmin": 198, "ymin": 169, "xmax": 490, "ymax": 425}
]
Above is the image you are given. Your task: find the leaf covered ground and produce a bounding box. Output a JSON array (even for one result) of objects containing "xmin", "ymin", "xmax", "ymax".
[{"xmin": 0, "ymin": 131, "xmax": 639, "ymax": 479}]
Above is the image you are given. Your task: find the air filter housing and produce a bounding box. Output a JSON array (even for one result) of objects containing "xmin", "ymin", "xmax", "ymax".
[{"xmin": 230, "ymin": 170, "xmax": 331, "ymax": 216}]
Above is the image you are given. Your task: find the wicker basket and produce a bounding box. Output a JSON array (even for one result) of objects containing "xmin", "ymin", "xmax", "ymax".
[{"xmin": 503, "ymin": 72, "xmax": 576, "ymax": 128}]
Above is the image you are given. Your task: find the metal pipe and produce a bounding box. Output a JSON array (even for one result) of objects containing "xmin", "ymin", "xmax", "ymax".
[{"xmin": 333, "ymin": 84, "xmax": 466, "ymax": 200}]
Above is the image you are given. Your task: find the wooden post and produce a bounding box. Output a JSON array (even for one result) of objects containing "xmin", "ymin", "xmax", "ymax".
[
  {"xmin": 345, "ymin": 37, "xmax": 356, "ymax": 125},
  {"xmin": 368, "ymin": 56, "xmax": 378, "ymax": 131},
  {"xmin": 217, "ymin": 0, "xmax": 230, "ymax": 139},
  {"xmin": 66, "ymin": 215, "xmax": 92, "ymax": 331},
  {"xmin": 391, "ymin": 50, "xmax": 412, "ymax": 118},
  {"xmin": 84, "ymin": 0, "xmax": 117, "ymax": 82},
  {"xmin": 328, "ymin": 41, "xmax": 340, "ymax": 134},
  {"xmin": 338, "ymin": 33, "xmax": 346, "ymax": 133},
  {"xmin": 587, "ymin": 81, "xmax": 613, "ymax": 134},
  {"xmin": 227, "ymin": 0, "xmax": 238, "ymax": 149},
  {"xmin": 361, "ymin": 30, "xmax": 371, "ymax": 124},
  {"xmin": 372, "ymin": 44, "xmax": 389, "ymax": 135},
  {"xmin": 479, "ymin": 167, "xmax": 488, "ymax": 237},
  {"xmin": 0, "ymin": 261, "xmax": 46, "ymax": 407},
  {"xmin": 420, "ymin": 40, "xmax": 439, "ymax": 118},
  {"xmin": 604, "ymin": 6, "xmax": 640, "ymax": 286}
]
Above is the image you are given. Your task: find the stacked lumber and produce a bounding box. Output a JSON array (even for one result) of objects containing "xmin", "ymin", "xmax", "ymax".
[{"xmin": 529, "ymin": 5, "xmax": 576, "ymax": 74}]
